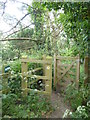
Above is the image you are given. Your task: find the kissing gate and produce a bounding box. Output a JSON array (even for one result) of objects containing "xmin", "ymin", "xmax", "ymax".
[
  {"xmin": 1, "ymin": 54, "xmax": 80, "ymax": 96},
  {"xmin": 21, "ymin": 56, "xmax": 52, "ymax": 96}
]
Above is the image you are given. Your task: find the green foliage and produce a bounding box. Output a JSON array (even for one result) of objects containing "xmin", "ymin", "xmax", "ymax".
[
  {"xmin": 2, "ymin": 59, "xmax": 53, "ymax": 118},
  {"xmin": 69, "ymin": 105, "xmax": 89, "ymax": 118},
  {"xmin": 17, "ymin": 28, "xmax": 34, "ymax": 38},
  {"xmin": 65, "ymin": 83, "xmax": 82, "ymax": 110},
  {"xmin": 42, "ymin": 2, "xmax": 89, "ymax": 58},
  {"xmin": 2, "ymin": 44, "xmax": 16, "ymax": 61},
  {"xmin": 65, "ymin": 83, "xmax": 89, "ymax": 109},
  {"xmin": 64, "ymin": 64, "xmax": 90, "ymax": 118},
  {"xmin": 58, "ymin": 11, "xmax": 88, "ymax": 58},
  {"xmin": 2, "ymin": 2, "xmax": 89, "ymax": 59},
  {"xmin": 10, "ymin": 60, "xmax": 21, "ymax": 73},
  {"xmin": 8, "ymin": 74, "xmax": 22, "ymax": 95},
  {"xmin": 1, "ymin": 1, "xmax": 89, "ymax": 119},
  {"xmin": 65, "ymin": 64, "xmax": 90, "ymax": 110},
  {"xmin": 63, "ymin": 104, "xmax": 89, "ymax": 118},
  {"xmin": 2, "ymin": 92, "xmax": 53, "ymax": 118},
  {"xmin": 28, "ymin": 2, "xmax": 47, "ymax": 50}
]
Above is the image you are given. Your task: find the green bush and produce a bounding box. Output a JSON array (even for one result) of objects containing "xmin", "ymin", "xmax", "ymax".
[
  {"xmin": 64, "ymin": 63, "xmax": 90, "ymax": 118},
  {"xmin": 65, "ymin": 64, "xmax": 89, "ymax": 109},
  {"xmin": 65, "ymin": 82, "xmax": 89, "ymax": 110},
  {"xmin": 2, "ymin": 92, "xmax": 53, "ymax": 118},
  {"xmin": 10, "ymin": 60, "xmax": 21, "ymax": 73},
  {"xmin": 8, "ymin": 74, "xmax": 22, "ymax": 95},
  {"xmin": 63, "ymin": 101, "xmax": 90, "ymax": 118}
]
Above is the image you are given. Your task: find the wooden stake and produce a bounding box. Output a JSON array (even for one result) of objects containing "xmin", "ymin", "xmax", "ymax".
[
  {"xmin": 43, "ymin": 55, "xmax": 46, "ymax": 76},
  {"xmin": 76, "ymin": 54, "xmax": 80, "ymax": 88},
  {"xmin": 45, "ymin": 56, "xmax": 52, "ymax": 96},
  {"xmin": 54, "ymin": 53, "xmax": 57, "ymax": 88},
  {"xmin": 43, "ymin": 55, "xmax": 46, "ymax": 85},
  {"xmin": 21, "ymin": 57, "xmax": 28, "ymax": 97},
  {"xmin": 84, "ymin": 56, "xmax": 88, "ymax": 74},
  {"xmin": 84, "ymin": 56, "xmax": 90, "ymax": 84}
]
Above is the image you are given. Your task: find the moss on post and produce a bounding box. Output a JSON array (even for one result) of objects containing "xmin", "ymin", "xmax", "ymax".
[
  {"xmin": 21, "ymin": 56, "xmax": 28, "ymax": 97},
  {"xmin": 44, "ymin": 56, "xmax": 52, "ymax": 96}
]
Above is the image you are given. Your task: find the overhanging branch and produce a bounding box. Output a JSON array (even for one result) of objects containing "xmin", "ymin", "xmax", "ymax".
[
  {"xmin": 3, "ymin": 13, "xmax": 30, "ymax": 34},
  {"xmin": 0, "ymin": 38, "xmax": 37, "ymax": 42},
  {"xmin": 4, "ymin": 23, "xmax": 34, "ymax": 39}
]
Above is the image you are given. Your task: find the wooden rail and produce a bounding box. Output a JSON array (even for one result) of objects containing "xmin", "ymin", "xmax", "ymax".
[
  {"xmin": 29, "ymin": 67, "xmax": 42, "ymax": 73},
  {"xmin": 28, "ymin": 89, "xmax": 50, "ymax": 95},
  {"xmin": 21, "ymin": 59, "xmax": 51, "ymax": 64},
  {"xmin": 0, "ymin": 67, "xmax": 42, "ymax": 77},
  {"xmin": 0, "ymin": 73, "xmax": 9, "ymax": 76},
  {"xmin": 27, "ymin": 75, "xmax": 49, "ymax": 80},
  {"xmin": 57, "ymin": 56, "xmax": 78, "ymax": 60}
]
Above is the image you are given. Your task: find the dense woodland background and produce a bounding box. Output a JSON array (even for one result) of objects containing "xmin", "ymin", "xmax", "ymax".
[{"xmin": 1, "ymin": 2, "xmax": 89, "ymax": 60}]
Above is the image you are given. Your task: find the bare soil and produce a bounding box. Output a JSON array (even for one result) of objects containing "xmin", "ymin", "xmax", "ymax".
[{"xmin": 48, "ymin": 91, "xmax": 71, "ymax": 118}]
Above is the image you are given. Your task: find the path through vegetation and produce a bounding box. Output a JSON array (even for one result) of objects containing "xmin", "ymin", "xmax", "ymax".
[{"xmin": 48, "ymin": 91, "xmax": 71, "ymax": 118}]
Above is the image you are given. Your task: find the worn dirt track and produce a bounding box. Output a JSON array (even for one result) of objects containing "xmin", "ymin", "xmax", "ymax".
[{"xmin": 48, "ymin": 91, "xmax": 71, "ymax": 118}]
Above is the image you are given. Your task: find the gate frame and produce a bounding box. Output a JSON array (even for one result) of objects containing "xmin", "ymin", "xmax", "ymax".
[
  {"xmin": 21, "ymin": 56, "xmax": 52, "ymax": 97},
  {"xmin": 54, "ymin": 53, "xmax": 80, "ymax": 89}
]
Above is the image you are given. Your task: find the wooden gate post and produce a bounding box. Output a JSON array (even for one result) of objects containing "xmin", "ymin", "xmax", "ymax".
[
  {"xmin": 76, "ymin": 54, "xmax": 80, "ymax": 88},
  {"xmin": 45, "ymin": 56, "xmax": 52, "ymax": 96},
  {"xmin": 84, "ymin": 56, "xmax": 90, "ymax": 84},
  {"xmin": 54, "ymin": 53, "xmax": 57, "ymax": 88},
  {"xmin": 84, "ymin": 56, "xmax": 89, "ymax": 74},
  {"xmin": 43, "ymin": 55, "xmax": 46, "ymax": 86},
  {"xmin": 43, "ymin": 55, "xmax": 46, "ymax": 76},
  {"xmin": 21, "ymin": 56, "xmax": 28, "ymax": 97}
]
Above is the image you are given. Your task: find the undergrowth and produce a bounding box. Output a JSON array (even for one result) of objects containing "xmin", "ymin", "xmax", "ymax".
[
  {"xmin": 2, "ymin": 59, "xmax": 54, "ymax": 118},
  {"xmin": 63, "ymin": 64, "xmax": 90, "ymax": 118},
  {"xmin": 2, "ymin": 92, "xmax": 53, "ymax": 118}
]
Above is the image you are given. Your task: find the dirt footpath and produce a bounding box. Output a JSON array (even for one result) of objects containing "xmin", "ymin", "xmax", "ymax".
[{"xmin": 48, "ymin": 91, "xmax": 71, "ymax": 118}]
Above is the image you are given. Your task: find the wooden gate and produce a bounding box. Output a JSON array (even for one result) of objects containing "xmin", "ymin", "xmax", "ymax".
[
  {"xmin": 54, "ymin": 54, "xmax": 80, "ymax": 93},
  {"xmin": 21, "ymin": 56, "xmax": 52, "ymax": 97}
]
